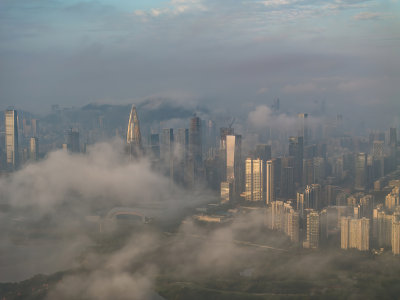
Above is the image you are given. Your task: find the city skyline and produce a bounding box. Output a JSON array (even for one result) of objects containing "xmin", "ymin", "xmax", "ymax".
[{"xmin": 1, "ymin": 1, "xmax": 400, "ymax": 299}]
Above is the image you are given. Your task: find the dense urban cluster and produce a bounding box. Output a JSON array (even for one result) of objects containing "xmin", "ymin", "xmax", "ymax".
[{"xmin": 1, "ymin": 102, "xmax": 400, "ymax": 257}]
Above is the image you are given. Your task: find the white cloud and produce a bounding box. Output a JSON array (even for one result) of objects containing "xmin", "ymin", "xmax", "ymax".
[
  {"xmin": 337, "ymin": 78, "xmax": 378, "ymax": 92},
  {"xmin": 283, "ymin": 82, "xmax": 321, "ymax": 94},
  {"xmin": 257, "ymin": 87, "xmax": 269, "ymax": 95},
  {"xmin": 353, "ymin": 11, "xmax": 381, "ymax": 20}
]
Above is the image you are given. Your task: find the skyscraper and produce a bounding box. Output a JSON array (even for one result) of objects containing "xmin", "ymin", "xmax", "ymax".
[
  {"xmin": 354, "ymin": 153, "xmax": 367, "ymax": 191},
  {"xmin": 281, "ymin": 156, "xmax": 295, "ymax": 199},
  {"xmin": 266, "ymin": 160, "xmax": 274, "ymax": 204},
  {"xmin": 175, "ymin": 128, "xmax": 189, "ymax": 185},
  {"xmin": 66, "ymin": 129, "xmax": 80, "ymax": 153},
  {"xmin": 188, "ymin": 115, "xmax": 202, "ymax": 185},
  {"xmin": 389, "ymin": 128, "xmax": 397, "ymax": 147},
  {"xmin": 127, "ymin": 105, "xmax": 142, "ymax": 157},
  {"xmin": 289, "ymin": 136, "xmax": 303, "ymax": 186},
  {"xmin": 30, "ymin": 137, "xmax": 39, "ymax": 161},
  {"xmin": 161, "ymin": 128, "xmax": 174, "ymax": 179},
  {"xmin": 298, "ymin": 113, "xmax": 309, "ymax": 145},
  {"xmin": 245, "ymin": 158, "xmax": 264, "ymax": 202},
  {"xmin": 5, "ymin": 109, "xmax": 19, "ymax": 169},
  {"xmin": 220, "ymin": 181, "xmax": 232, "ymax": 204},
  {"xmin": 255, "ymin": 144, "xmax": 271, "ymax": 161},
  {"xmin": 226, "ymin": 134, "xmax": 242, "ymax": 196}
]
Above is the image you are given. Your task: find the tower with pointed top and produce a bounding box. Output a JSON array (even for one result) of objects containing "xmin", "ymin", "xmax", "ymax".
[{"xmin": 127, "ymin": 105, "xmax": 142, "ymax": 156}]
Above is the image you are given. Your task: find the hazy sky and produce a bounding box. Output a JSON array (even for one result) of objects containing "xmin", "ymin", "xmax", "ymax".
[{"xmin": 0, "ymin": 0, "xmax": 399, "ymax": 121}]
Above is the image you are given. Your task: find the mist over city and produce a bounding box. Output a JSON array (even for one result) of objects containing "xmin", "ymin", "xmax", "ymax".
[{"xmin": 1, "ymin": 1, "xmax": 400, "ymax": 299}]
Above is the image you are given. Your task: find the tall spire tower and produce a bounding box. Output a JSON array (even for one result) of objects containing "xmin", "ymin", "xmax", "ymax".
[
  {"xmin": 126, "ymin": 105, "xmax": 142, "ymax": 157},
  {"xmin": 127, "ymin": 105, "xmax": 142, "ymax": 146}
]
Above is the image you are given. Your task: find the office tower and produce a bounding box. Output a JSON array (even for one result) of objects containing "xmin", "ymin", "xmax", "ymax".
[
  {"xmin": 161, "ymin": 128, "xmax": 174, "ymax": 178},
  {"xmin": 282, "ymin": 167, "xmax": 295, "ymax": 199},
  {"xmin": 341, "ymin": 217, "xmax": 370, "ymax": 251},
  {"xmin": 266, "ymin": 160, "xmax": 274, "ymax": 204},
  {"xmin": 205, "ymin": 120, "xmax": 217, "ymax": 152},
  {"xmin": 31, "ymin": 119, "xmax": 39, "ymax": 137},
  {"xmin": 313, "ymin": 157, "xmax": 325, "ymax": 184},
  {"xmin": 29, "ymin": 137, "xmax": 39, "ymax": 161},
  {"xmin": 272, "ymin": 98, "xmax": 280, "ymax": 112},
  {"xmin": 66, "ymin": 129, "xmax": 80, "ymax": 153},
  {"xmin": 5, "ymin": 110, "xmax": 19, "ymax": 169},
  {"xmin": 392, "ymin": 216, "xmax": 400, "ymax": 255},
  {"xmin": 354, "ymin": 153, "xmax": 367, "ymax": 191},
  {"xmin": 272, "ymin": 158, "xmax": 281, "ymax": 199},
  {"xmin": 174, "ymin": 128, "xmax": 189, "ymax": 183},
  {"xmin": 127, "ymin": 105, "xmax": 142, "ymax": 157},
  {"xmin": 245, "ymin": 158, "xmax": 264, "ymax": 202},
  {"xmin": 175, "ymin": 128, "xmax": 189, "ymax": 161},
  {"xmin": 255, "ymin": 144, "xmax": 271, "ymax": 161},
  {"xmin": 298, "ymin": 113, "xmax": 309, "ymax": 145},
  {"xmin": 220, "ymin": 127, "xmax": 234, "ymax": 150},
  {"xmin": 389, "ymin": 128, "xmax": 397, "ymax": 147},
  {"xmin": 188, "ymin": 115, "xmax": 202, "ymax": 184},
  {"xmin": 372, "ymin": 140, "xmax": 384, "ymax": 157},
  {"xmin": 220, "ymin": 181, "xmax": 232, "ymax": 204},
  {"xmin": 303, "ymin": 158, "xmax": 314, "ymax": 186},
  {"xmin": 304, "ymin": 184, "xmax": 321, "ymax": 211},
  {"xmin": 289, "ymin": 136, "xmax": 303, "ymax": 186},
  {"xmin": 304, "ymin": 210, "xmax": 320, "ymax": 249},
  {"xmin": 372, "ymin": 140, "xmax": 385, "ymax": 178},
  {"xmin": 226, "ymin": 135, "xmax": 242, "ymax": 195}
]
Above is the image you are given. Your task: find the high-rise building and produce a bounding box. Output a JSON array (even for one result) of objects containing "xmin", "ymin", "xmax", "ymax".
[
  {"xmin": 127, "ymin": 105, "xmax": 142, "ymax": 146},
  {"xmin": 389, "ymin": 128, "xmax": 397, "ymax": 147},
  {"xmin": 303, "ymin": 158, "xmax": 314, "ymax": 186},
  {"xmin": 29, "ymin": 137, "xmax": 39, "ymax": 161},
  {"xmin": 392, "ymin": 216, "xmax": 400, "ymax": 255},
  {"xmin": 31, "ymin": 119, "xmax": 39, "ymax": 137},
  {"xmin": 220, "ymin": 127, "xmax": 234, "ymax": 150},
  {"xmin": 298, "ymin": 113, "xmax": 309, "ymax": 145},
  {"xmin": 5, "ymin": 110, "xmax": 19, "ymax": 169},
  {"xmin": 66, "ymin": 130, "xmax": 80, "ymax": 153},
  {"xmin": 385, "ymin": 186, "xmax": 400, "ymax": 210},
  {"xmin": 161, "ymin": 128, "xmax": 174, "ymax": 179},
  {"xmin": 297, "ymin": 192, "xmax": 305, "ymax": 218},
  {"xmin": 289, "ymin": 136, "xmax": 303, "ymax": 186},
  {"xmin": 281, "ymin": 156, "xmax": 295, "ymax": 199},
  {"xmin": 287, "ymin": 210, "xmax": 300, "ymax": 243},
  {"xmin": 304, "ymin": 210, "xmax": 320, "ymax": 249},
  {"xmin": 373, "ymin": 209, "xmax": 393, "ymax": 247},
  {"xmin": 271, "ymin": 201, "xmax": 285, "ymax": 230},
  {"xmin": 255, "ymin": 144, "xmax": 271, "ymax": 161},
  {"xmin": 354, "ymin": 153, "xmax": 367, "ymax": 191},
  {"xmin": 245, "ymin": 158, "xmax": 264, "ymax": 202},
  {"xmin": 226, "ymin": 135, "xmax": 242, "ymax": 195},
  {"xmin": 188, "ymin": 115, "xmax": 202, "ymax": 185},
  {"xmin": 341, "ymin": 217, "xmax": 370, "ymax": 251},
  {"xmin": 220, "ymin": 181, "xmax": 232, "ymax": 204},
  {"xmin": 266, "ymin": 160, "xmax": 274, "ymax": 204},
  {"xmin": 313, "ymin": 157, "xmax": 326, "ymax": 184},
  {"xmin": 304, "ymin": 184, "xmax": 321, "ymax": 211}
]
